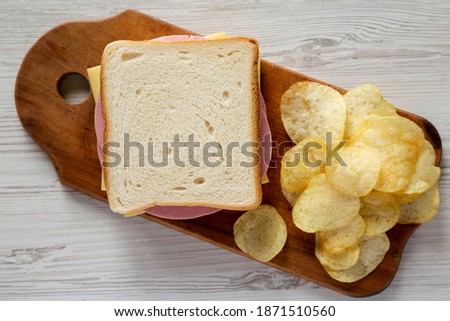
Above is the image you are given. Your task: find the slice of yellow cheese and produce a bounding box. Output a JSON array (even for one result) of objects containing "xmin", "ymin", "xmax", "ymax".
[
  {"xmin": 87, "ymin": 66, "xmax": 104, "ymax": 190},
  {"xmin": 204, "ymin": 31, "xmax": 227, "ymax": 40},
  {"xmin": 87, "ymin": 65, "xmax": 101, "ymax": 103},
  {"xmin": 100, "ymin": 168, "xmax": 105, "ymax": 191}
]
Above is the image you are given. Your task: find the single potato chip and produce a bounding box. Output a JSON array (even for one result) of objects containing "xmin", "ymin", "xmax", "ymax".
[
  {"xmin": 325, "ymin": 146, "xmax": 381, "ymax": 197},
  {"xmin": 398, "ymin": 183, "xmax": 440, "ymax": 224},
  {"xmin": 396, "ymin": 140, "xmax": 440, "ymax": 200},
  {"xmin": 281, "ymin": 187, "xmax": 301, "ymax": 207},
  {"xmin": 292, "ymin": 174, "xmax": 360, "ymax": 233},
  {"xmin": 280, "ymin": 81, "xmax": 346, "ymax": 145},
  {"xmin": 360, "ymin": 191, "xmax": 400, "ymax": 235},
  {"xmin": 349, "ymin": 116, "xmax": 424, "ymax": 193},
  {"xmin": 280, "ymin": 138, "xmax": 326, "ymax": 193},
  {"xmin": 234, "ymin": 205, "xmax": 287, "ymax": 262},
  {"xmin": 344, "ymin": 83, "xmax": 397, "ymax": 139},
  {"xmin": 316, "ymin": 237, "xmax": 360, "ymax": 270},
  {"xmin": 325, "ymin": 233, "xmax": 390, "ymax": 283},
  {"xmin": 317, "ymin": 214, "xmax": 366, "ymax": 254}
]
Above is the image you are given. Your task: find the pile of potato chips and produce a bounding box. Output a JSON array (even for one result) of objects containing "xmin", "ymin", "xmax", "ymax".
[{"xmin": 280, "ymin": 82, "xmax": 441, "ymax": 282}]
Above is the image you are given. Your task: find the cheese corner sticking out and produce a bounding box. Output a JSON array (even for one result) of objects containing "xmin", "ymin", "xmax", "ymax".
[
  {"xmin": 101, "ymin": 169, "xmax": 106, "ymax": 191},
  {"xmin": 87, "ymin": 65, "xmax": 101, "ymax": 103},
  {"xmin": 204, "ymin": 31, "xmax": 227, "ymax": 40},
  {"xmin": 262, "ymin": 174, "xmax": 270, "ymax": 184}
]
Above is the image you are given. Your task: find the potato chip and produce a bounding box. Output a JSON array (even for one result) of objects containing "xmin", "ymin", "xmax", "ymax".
[
  {"xmin": 325, "ymin": 233, "xmax": 390, "ymax": 283},
  {"xmin": 316, "ymin": 236, "xmax": 360, "ymax": 270},
  {"xmin": 292, "ymin": 174, "xmax": 360, "ymax": 233},
  {"xmin": 280, "ymin": 81, "xmax": 346, "ymax": 145},
  {"xmin": 325, "ymin": 146, "xmax": 381, "ymax": 197},
  {"xmin": 317, "ymin": 214, "xmax": 366, "ymax": 254},
  {"xmin": 280, "ymin": 138, "xmax": 326, "ymax": 193},
  {"xmin": 344, "ymin": 83, "xmax": 397, "ymax": 138},
  {"xmin": 398, "ymin": 183, "xmax": 440, "ymax": 224},
  {"xmin": 396, "ymin": 140, "xmax": 440, "ymax": 201},
  {"xmin": 281, "ymin": 187, "xmax": 300, "ymax": 207},
  {"xmin": 360, "ymin": 191, "xmax": 400, "ymax": 235},
  {"xmin": 234, "ymin": 205, "xmax": 287, "ymax": 262},
  {"xmin": 349, "ymin": 116, "xmax": 424, "ymax": 193}
]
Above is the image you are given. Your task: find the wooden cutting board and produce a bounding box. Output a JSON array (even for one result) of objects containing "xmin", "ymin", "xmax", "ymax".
[{"xmin": 15, "ymin": 9, "xmax": 442, "ymax": 297}]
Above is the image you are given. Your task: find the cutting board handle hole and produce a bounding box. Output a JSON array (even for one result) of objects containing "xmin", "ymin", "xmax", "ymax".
[{"xmin": 57, "ymin": 72, "xmax": 91, "ymax": 105}]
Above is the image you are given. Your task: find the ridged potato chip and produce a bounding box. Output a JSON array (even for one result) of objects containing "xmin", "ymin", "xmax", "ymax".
[
  {"xmin": 280, "ymin": 138, "xmax": 326, "ymax": 193},
  {"xmin": 234, "ymin": 205, "xmax": 287, "ymax": 262},
  {"xmin": 360, "ymin": 191, "xmax": 400, "ymax": 235},
  {"xmin": 280, "ymin": 81, "xmax": 346, "ymax": 145},
  {"xmin": 396, "ymin": 140, "xmax": 440, "ymax": 202},
  {"xmin": 325, "ymin": 146, "xmax": 381, "ymax": 197},
  {"xmin": 349, "ymin": 116, "xmax": 425, "ymax": 193},
  {"xmin": 317, "ymin": 214, "xmax": 366, "ymax": 254},
  {"xmin": 399, "ymin": 183, "xmax": 440, "ymax": 224},
  {"xmin": 325, "ymin": 233, "xmax": 390, "ymax": 283},
  {"xmin": 292, "ymin": 174, "xmax": 360, "ymax": 233},
  {"xmin": 344, "ymin": 83, "xmax": 397, "ymax": 139},
  {"xmin": 316, "ymin": 236, "xmax": 360, "ymax": 270}
]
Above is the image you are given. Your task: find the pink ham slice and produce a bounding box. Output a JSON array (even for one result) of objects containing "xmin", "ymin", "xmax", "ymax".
[{"xmin": 95, "ymin": 35, "xmax": 272, "ymax": 219}]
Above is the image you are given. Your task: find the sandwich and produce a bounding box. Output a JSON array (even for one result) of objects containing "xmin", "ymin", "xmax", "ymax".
[{"xmin": 91, "ymin": 34, "xmax": 265, "ymax": 217}]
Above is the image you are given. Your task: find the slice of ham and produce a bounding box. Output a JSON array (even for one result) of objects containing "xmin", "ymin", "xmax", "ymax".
[{"xmin": 95, "ymin": 35, "xmax": 272, "ymax": 219}]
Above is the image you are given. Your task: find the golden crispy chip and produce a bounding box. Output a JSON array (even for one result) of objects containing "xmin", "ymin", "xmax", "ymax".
[
  {"xmin": 325, "ymin": 233, "xmax": 390, "ymax": 283},
  {"xmin": 234, "ymin": 205, "xmax": 287, "ymax": 262},
  {"xmin": 292, "ymin": 174, "xmax": 360, "ymax": 233},
  {"xmin": 281, "ymin": 187, "xmax": 300, "ymax": 207},
  {"xmin": 360, "ymin": 191, "xmax": 400, "ymax": 235},
  {"xmin": 396, "ymin": 140, "xmax": 440, "ymax": 201},
  {"xmin": 317, "ymin": 214, "xmax": 366, "ymax": 254},
  {"xmin": 325, "ymin": 146, "xmax": 381, "ymax": 197},
  {"xmin": 349, "ymin": 116, "xmax": 424, "ymax": 193},
  {"xmin": 316, "ymin": 236, "xmax": 360, "ymax": 270},
  {"xmin": 398, "ymin": 183, "xmax": 440, "ymax": 224},
  {"xmin": 280, "ymin": 138, "xmax": 326, "ymax": 193},
  {"xmin": 280, "ymin": 81, "xmax": 346, "ymax": 144},
  {"xmin": 344, "ymin": 83, "xmax": 397, "ymax": 139}
]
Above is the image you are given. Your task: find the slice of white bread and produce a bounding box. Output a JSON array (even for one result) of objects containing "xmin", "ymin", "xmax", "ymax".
[{"xmin": 101, "ymin": 37, "xmax": 262, "ymax": 215}]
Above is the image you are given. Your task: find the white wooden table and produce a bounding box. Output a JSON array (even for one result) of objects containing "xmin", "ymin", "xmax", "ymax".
[{"xmin": 1, "ymin": 0, "xmax": 449, "ymax": 300}]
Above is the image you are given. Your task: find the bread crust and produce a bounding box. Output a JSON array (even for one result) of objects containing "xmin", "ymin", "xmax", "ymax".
[{"xmin": 101, "ymin": 37, "xmax": 262, "ymax": 215}]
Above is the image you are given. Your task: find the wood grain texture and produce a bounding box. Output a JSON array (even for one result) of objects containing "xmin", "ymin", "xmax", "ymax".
[{"xmin": 1, "ymin": 0, "xmax": 450, "ymax": 300}]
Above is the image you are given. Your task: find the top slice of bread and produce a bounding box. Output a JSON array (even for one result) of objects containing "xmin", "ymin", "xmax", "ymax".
[{"xmin": 101, "ymin": 37, "xmax": 262, "ymax": 215}]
